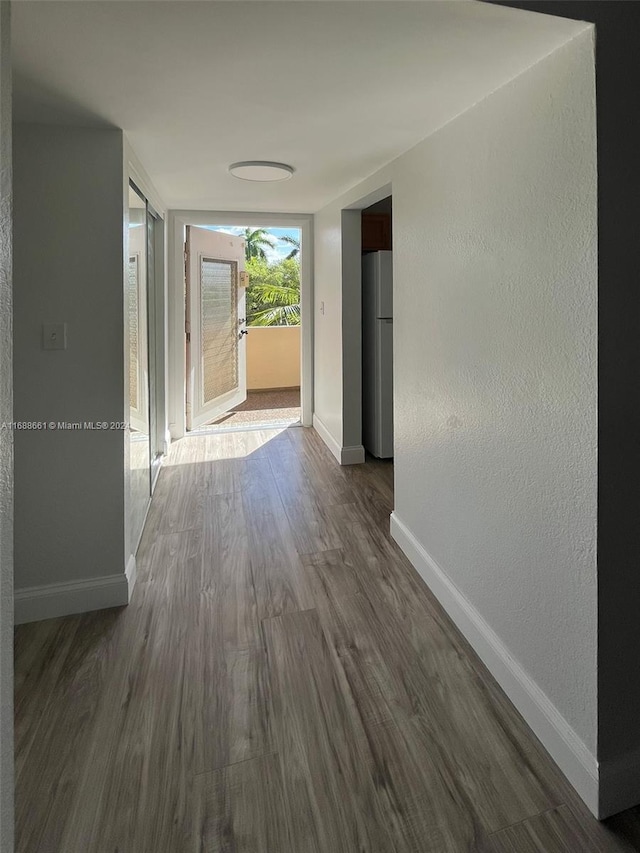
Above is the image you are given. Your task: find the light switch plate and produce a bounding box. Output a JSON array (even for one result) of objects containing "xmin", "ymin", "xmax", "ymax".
[{"xmin": 43, "ymin": 322, "xmax": 67, "ymax": 350}]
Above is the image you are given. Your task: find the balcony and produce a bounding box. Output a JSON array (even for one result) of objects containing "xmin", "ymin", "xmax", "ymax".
[
  {"xmin": 246, "ymin": 325, "xmax": 300, "ymax": 391},
  {"xmin": 208, "ymin": 326, "xmax": 301, "ymax": 429}
]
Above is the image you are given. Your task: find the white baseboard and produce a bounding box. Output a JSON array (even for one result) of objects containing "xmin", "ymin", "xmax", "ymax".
[
  {"xmin": 313, "ymin": 414, "xmax": 342, "ymax": 463},
  {"xmin": 341, "ymin": 444, "xmax": 365, "ymax": 464},
  {"xmin": 389, "ymin": 511, "xmax": 600, "ymax": 818},
  {"xmin": 312, "ymin": 415, "xmax": 365, "ymax": 466},
  {"xmin": 14, "ymin": 572, "xmax": 129, "ymax": 625},
  {"xmin": 126, "ymin": 554, "xmax": 137, "ymax": 600}
]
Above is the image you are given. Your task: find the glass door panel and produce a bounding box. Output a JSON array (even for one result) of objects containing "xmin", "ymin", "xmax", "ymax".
[{"xmin": 128, "ymin": 183, "xmax": 151, "ymax": 547}]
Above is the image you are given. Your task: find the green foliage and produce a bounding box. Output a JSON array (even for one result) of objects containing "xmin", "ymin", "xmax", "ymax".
[
  {"xmin": 243, "ymin": 228, "xmax": 276, "ymax": 261},
  {"xmin": 278, "ymin": 234, "xmax": 300, "ymax": 260},
  {"xmin": 246, "ymin": 256, "xmax": 300, "ymax": 326}
]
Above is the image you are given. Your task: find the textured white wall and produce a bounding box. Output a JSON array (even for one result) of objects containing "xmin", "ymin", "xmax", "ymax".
[
  {"xmin": 393, "ymin": 31, "xmax": 597, "ymax": 750},
  {"xmin": 0, "ymin": 4, "xmax": 12, "ymax": 847},
  {"xmin": 313, "ymin": 212, "xmax": 344, "ymax": 442},
  {"xmin": 13, "ymin": 125, "xmax": 126, "ymax": 590},
  {"xmin": 314, "ymin": 28, "xmax": 597, "ymax": 755},
  {"xmin": 340, "ymin": 210, "xmax": 362, "ymax": 449}
]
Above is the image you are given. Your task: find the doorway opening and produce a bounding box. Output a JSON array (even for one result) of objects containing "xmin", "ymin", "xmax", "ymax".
[
  {"xmin": 361, "ymin": 195, "xmax": 394, "ymax": 463},
  {"xmin": 184, "ymin": 223, "xmax": 303, "ymax": 433}
]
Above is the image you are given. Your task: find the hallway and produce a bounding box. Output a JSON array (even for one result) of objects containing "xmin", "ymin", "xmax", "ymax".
[{"xmin": 14, "ymin": 427, "xmax": 640, "ymax": 852}]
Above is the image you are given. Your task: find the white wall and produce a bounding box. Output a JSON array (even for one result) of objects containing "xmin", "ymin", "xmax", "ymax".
[
  {"xmin": 0, "ymin": 3, "xmax": 12, "ymax": 847},
  {"xmin": 313, "ymin": 212, "xmax": 343, "ymax": 443},
  {"xmin": 340, "ymin": 210, "xmax": 362, "ymax": 452},
  {"xmin": 314, "ymin": 30, "xmax": 599, "ymax": 809},
  {"xmin": 13, "ymin": 125, "xmax": 128, "ymax": 620},
  {"xmin": 394, "ymin": 29, "xmax": 597, "ymax": 745},
  {"xmin": 314, "ymin": 182, "xmax": 392, "ymax": 450}
]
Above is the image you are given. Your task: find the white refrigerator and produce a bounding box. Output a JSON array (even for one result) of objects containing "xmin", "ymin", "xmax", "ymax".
[{"xmin": 362, "ymin": 250, "xmax": 393, "ymax": 458}]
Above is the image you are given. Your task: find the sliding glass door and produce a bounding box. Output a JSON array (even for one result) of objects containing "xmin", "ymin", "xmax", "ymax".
[
  {"xmin": 147, "ymin": 202, "xmax": 163, "ymax": 488},
  {"xmin": 128, "ymin": 181, "xmax": 163, "ymax": 550}
]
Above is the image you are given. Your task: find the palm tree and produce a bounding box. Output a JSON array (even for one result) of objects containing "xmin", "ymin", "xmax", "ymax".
[
  {"xmin": 243, "ymin": 228, "xmax": 276, "ymax": 261},
  {"xmin": 249, "ymin": 290, "xmax": 300, "ymax": 326},
  {"xmin": 246, "ymin": 257, "xmax": 300, "ymax": 326},
  {"xmin": 279, "ymin": 233, "xmax": 300, "ymax": 259}
]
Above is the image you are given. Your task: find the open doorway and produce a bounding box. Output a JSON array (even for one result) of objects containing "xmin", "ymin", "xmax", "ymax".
[
  {"xmin": 361, "ymin": 195, "xmax": 393, "ymax": 461},
  {"xmin": 334, "ymin": 189, "xmax": 393, "ymax": 467},
  {"xmin": 184, "ymin": 222, "xmax": 303, "ymax": 432},
  {"xmin": 169, "ymin": 211, "xmax": 312, "ymax": 440}
]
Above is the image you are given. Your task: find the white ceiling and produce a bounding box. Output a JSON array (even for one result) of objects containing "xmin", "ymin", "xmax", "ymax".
[{"xmin": 12, "ymin": 1, "xmax": 588, "ymax": 212}]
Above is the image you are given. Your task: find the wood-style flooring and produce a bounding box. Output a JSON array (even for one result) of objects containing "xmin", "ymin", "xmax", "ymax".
[{"xmin": 14, "ymin": 426, "xmax": 640, "ymax": 852}]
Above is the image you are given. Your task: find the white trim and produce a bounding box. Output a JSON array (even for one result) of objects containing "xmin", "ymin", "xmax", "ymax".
[
  {"xmin": 126, "ymin": 554, "xmax": 137, "ymax": 600},
  {"xmin": 389, "ymin": 511, "xmax": 600, "ymax": 818},
  {"xmin": 341, "ymin": 444, "xmax": 365, "ymax": 465},
  {"xmin": 313, "ymin": 414, "xmax": 342, "ymax": 464},
  {"xmin": 169, "ymin": 210, "xmax": 313, "ymax": 440},
  {"xmin": 14, "ymin": 573, "xmax": 129, "ymax": 625},
  {"xmin": 313, "ymin": 414, "xmax": 365, "ymax": 465},
  {"xmin": 599, "ymin": 747, "xmax": 640, "ymax": 819}
]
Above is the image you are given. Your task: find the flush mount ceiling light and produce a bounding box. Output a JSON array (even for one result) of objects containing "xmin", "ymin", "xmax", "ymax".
[{"xmin": 228, "ymin": 161, "xmax": 294, "ymax": 182}]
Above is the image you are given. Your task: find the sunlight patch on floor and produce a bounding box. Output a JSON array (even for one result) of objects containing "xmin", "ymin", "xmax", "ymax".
[{"xmin": 164, "ymin": 425, "xmax": 292, "ymax": 464}]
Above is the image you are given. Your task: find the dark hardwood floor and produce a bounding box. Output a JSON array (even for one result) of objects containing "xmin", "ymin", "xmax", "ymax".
[{"xmin": 14, "ymin": 426, "xmax": 640, "ymax": 851}]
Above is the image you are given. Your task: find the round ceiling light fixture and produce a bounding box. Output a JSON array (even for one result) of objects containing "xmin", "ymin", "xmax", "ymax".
[{"xmin": 228, "ymin": 161, "xmax": 294, "ymax": 182}]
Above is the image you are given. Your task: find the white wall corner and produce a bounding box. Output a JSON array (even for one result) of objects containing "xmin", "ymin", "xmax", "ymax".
[
  {"xmin": 14, "ymin": 573, "xmax": 129, "ymax": 625},
  {"xmin": 313, "ymin": 414, "xmax": 364, "ymax": 465},
  {"xmin": 389, "ymin": 511, "xmax": 600, "ymax": 818}
]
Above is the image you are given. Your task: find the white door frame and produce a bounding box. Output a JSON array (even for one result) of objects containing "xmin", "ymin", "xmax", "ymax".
[{"xmin": 168, "ymin": 210, "xmax": 313, "ymax": 440}]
